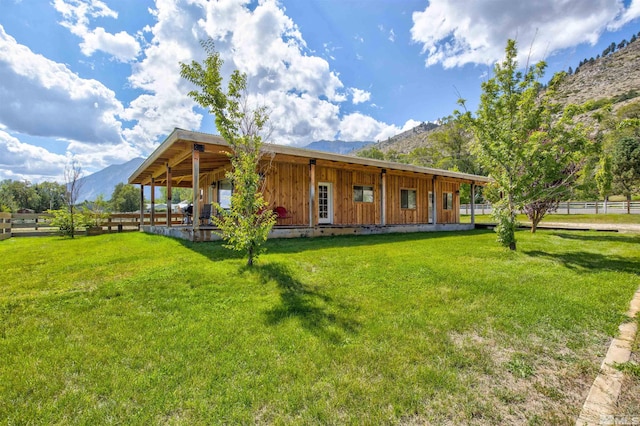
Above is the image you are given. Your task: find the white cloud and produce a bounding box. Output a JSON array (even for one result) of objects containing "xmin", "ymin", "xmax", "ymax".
[
  {"xmin": 53, "ymin": 0, "xmax": 140, "ymax": 62},
  {"xmin": 609, "ymin": 0, "xmax": 640, "ymax": 29},
  {"xmin": 123, "ymin": 0, "xmax": 396, "ymax": 150},
  {"xmin": 0, "ymin": 25, "xmax": 124, "ymax": 145},
  {"xmin": 0, "ymin": 131, "xmax": 68, "ymax": 182},
  {"xmin": 410, "ymin": 0, "xmax": 635, "ymax": 68},
  {"xmin": 389, "ymin": 29, "xmax": 396, "ymax": 43},
  {"xmin": 351, "ymin": 88, "xmax": 371, "ymax": 104}
]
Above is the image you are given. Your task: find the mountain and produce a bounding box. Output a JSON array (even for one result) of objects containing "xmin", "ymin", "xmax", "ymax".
[
  {"xmin": 551, "ymin": 36, "xmax": 640, "ymax": 109},
  {"xmin": 355, "ymin": 37, "xmax": 640, "ymax": 157},
  {"xmin": 77, "ymin": 157, "xmax": 145, "ymax": 202},
  {"xmin": 303, "ymin": 140, "xmax": 373, "ymax": 154},
  {"xmin": 352, "ymin": 121, "xmax": 442, "ymax": 155}
]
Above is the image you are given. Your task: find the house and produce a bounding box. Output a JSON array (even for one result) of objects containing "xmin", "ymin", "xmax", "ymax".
[{"xmin": 128, "ymin": 128, "xmax": 491, "ymax": 241}]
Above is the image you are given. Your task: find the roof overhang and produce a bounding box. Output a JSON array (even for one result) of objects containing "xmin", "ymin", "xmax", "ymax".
[{"xmin": 129, "ymin": 128, "xmax": 492, "ymax": 186}]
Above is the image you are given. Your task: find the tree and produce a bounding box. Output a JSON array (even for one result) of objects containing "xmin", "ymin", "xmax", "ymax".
[
  {"xmin": 180, "ymin": 40, "xmax": 276, "ymax": 266},
  {"xmin": 110, "ymin": 183, "xmax": 140, "ymax": 212},
  {"xmin": 458, "ymin": 40, "xmax": 591, "ymax": 248},
  {"xmin": 595, "ymin": 155, "xmax": 613, "ymax": 213},
  {"xmin": 611, "ymin": 136, "xmax": 640, "ymax": 213},
  {"xmin": 356, "ymin": 146, "xmax": 385, "ymax": 160},
  {"xmin": 34, "ymin": 181, "xmax": 66, "ymax": 212},
  {"xmin": 55, "ymin": 160, "xmax": 84, "ymax": 238}
]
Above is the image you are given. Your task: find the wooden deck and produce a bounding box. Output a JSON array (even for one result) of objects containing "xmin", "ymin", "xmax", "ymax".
[{"xmin": 142, "ymin": 223, "xmax": 475, "ymax": 242}]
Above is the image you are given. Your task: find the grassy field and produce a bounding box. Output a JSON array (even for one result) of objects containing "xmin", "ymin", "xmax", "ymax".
[
  {"xmin": 1, "ymin": 230, "xmax": 639, "ymax": 424},
  {"xmin": 461, "ymin": 213, "xmax": 640, "ymax": 225}
]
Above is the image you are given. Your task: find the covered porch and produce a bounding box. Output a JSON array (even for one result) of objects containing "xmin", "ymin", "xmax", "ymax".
[{"xmin": 129, "ymin": 129, "xmax": 489, "ymax": 242}]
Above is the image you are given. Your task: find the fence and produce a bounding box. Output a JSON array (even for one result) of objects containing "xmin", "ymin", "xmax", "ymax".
[
  {"xmin": 1, "ymin": 212, "xmax": 184, "ymax": 239},
  {"xmin": 0, "ymin": 212, "xmax": 10, "ymax": 241},
  {"xmin": 460, "ymin": 201, "xmax": 640, "ymax": 216}
]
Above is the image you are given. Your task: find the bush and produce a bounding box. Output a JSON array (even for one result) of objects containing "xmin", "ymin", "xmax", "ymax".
[{"xmin": 48, "ymin": 209, "xmax": 91, "ymax": 237}]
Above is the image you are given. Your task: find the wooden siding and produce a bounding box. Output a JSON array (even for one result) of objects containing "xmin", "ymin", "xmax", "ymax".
[
  {"xmin": 315, "ymin": 166, "xmax": 381, "ymax": 225},
  {"xmin": 385, "ymin": 173, "xmax": 433, "ymax": 224},
  {"xmin": 436, "ymin": 179, "xmax": 460, "ymax": 224},
  {"xmin": 195, "ymin": 156, "xmax": 464, "ymax": 226},
  {"xmin": 262, "ymin": 161, "xmax": 309, "ymax": 225}
]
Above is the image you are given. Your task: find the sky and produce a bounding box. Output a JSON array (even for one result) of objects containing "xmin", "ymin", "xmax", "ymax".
[{"xmin": 1, "ymin": 0, "xmax": 639, "ymax": 184}]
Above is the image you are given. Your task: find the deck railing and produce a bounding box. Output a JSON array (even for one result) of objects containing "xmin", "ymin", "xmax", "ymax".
[{"xmin": 2, "ymin": 212, "xmax": 184, "ymax": 238}]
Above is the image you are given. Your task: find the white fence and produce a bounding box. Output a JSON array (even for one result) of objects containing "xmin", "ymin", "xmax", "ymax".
[{"xmin": 460, "ymin": 201, "xmax": 640, "ymax": 215}]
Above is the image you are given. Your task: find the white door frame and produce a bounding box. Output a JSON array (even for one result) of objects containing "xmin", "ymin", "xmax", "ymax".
[{"xmin": 318, "ymin": 182, "xmax": 333, "ymax": 224}]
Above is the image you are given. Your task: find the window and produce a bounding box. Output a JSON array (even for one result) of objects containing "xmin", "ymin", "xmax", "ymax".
[
  {"xmin": 353, "ymin": 185, "xmax": 374, "ymax": 203},
  {"xmin": 218, "ymin": 179, "xmax": 232, "ymax": 209},
  {"xmin": 401, "ymin": 189, "xmax": 416, "ymax": 209},
  {"xmin": 443, "ymin": 192, "xmax": 453, "ymax": 210}
]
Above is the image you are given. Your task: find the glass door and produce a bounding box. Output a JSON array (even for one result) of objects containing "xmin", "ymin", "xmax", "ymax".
[{"xmin": 318, "ymin": 182, "xmax": 333, "ymax": 224}]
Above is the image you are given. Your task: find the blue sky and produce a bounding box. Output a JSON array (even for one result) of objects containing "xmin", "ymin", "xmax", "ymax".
[{"xmin": 1, "ymin": 0, "xmax": 639, "ymax": 183}]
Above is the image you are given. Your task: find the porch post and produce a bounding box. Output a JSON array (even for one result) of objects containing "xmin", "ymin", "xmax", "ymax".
[
  {"xmin": 150, "ymin": 177, "xmax": 155, "ymax": 226},
  {"xmin": 166, "ymin": 164, "xmax": 172, "ymax": 228},
  {"xmin": 381, "ymin": 169, "xmax": 387, "ymax": 225},
  {"xmin": 309, "ymin": 159, "xmax": 316, "ymax": 227},
  {"xmin": 432, "ymin": 176, "xmax": 438, "ymax": 224},
  {"xmin": 139, "ymin": 184, "xmax": 145, "ymax": 228},
  {"xmin": 193, "ymin": 144, "xmax": 202, "ymax": 231},
  {"xmin": 470, "ymin": 182, "xmax": 475, "ymax": 225}
]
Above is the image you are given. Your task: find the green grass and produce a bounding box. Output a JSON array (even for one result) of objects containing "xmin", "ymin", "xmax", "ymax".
[
  {"xmin": 1, "ymin": 230, "xmax": 639, "ymax": 424},
  {"xmin": 461, "ymin": 213, "xmax": 640, "ymax": 224}
]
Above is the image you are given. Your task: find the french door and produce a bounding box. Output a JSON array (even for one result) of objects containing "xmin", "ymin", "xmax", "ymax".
[{"xmin": 318, "ymin": 182, "xmax": 333, "ymax": 224}]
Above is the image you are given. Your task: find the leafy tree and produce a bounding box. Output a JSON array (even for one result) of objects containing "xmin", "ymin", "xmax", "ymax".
[
  {"xmin": 110, "ymin": 183, "xmax": 140, "ymax": 212},
  {"xmin": 34, "ymin": 181, "xmax": 66, "ymax": 212},
  {"xmin": 180, "ymin": 40, "xmax": 276, "ymax": 266},
  {"xmin": 0, "ymin": 179, "xmax": 39, "ymax": 212},
  {"xmin": 83, "ymin": 195, "xmax": 111, "ymax": 227},
  {"xmin": 357, "ymin": 146, "xmax": 385, "ymax": 160},
  {"xmin": 160, "ymin": 187, "xmax": 193, "ymax": 204},
  {"xmin": 48, "ymin": 208, "xmax": 90, "ymax": 237},
  {"xmin": 595, "ymin": 155, "xmax": 613, "ymax": 212},
  {"xmin": 611, "ymin": 136, "xmax": 640, "ymax": 213},
  {"xmin": 458, "ymin": 40, "xmax": 591, "ymax": 248}
]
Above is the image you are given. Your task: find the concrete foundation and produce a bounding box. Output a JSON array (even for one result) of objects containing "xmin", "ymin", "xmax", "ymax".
[{"xmin": 141, "ymin": 223, "xmax": 475, "ymax": 242}]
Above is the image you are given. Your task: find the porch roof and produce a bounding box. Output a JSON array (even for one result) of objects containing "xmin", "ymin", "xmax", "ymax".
[{"xmin": 128, "ymin": 128, "xmax": 491, "ymax": 187}]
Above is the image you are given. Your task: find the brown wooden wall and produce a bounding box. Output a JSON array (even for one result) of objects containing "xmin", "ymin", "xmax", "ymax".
[
  {"xmin": 262, "ymin": 161, "xmax": 309, "ymax": 225},
  {"xmin": 385, "ymin": 173, "xmax": 433, "ymax": 224},
  {"xmin": 315, "ymin": 166, "xmax": 381, "ymax": 225},
  {"xmin": 436, "ymin": 179, "xmax": 460, "ymax": 224},
  {"xmin": 199, "ymin": 158, "xmax": 462, "ymax": 226}
]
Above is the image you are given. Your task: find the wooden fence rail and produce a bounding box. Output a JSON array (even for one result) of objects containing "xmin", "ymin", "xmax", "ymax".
[
  {"xmin": 0, "ymin": 212, "xmax": 10, "ymax": 241},
  {"xmin": 1, "ymin": 212, "xmax": 184, "ymax": 238}
]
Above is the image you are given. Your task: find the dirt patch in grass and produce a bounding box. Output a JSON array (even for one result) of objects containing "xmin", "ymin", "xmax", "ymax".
[{"xmin": 419, "ymin": 330, "xmax": 609, "ymax": 425}]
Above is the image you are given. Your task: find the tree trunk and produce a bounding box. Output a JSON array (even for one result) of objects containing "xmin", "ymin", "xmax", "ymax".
[
  {"xmin": 628, "ymin": 195, "xmax": 631, "ymax": 214},
  {"xmin": 531, "ymin": 219, "xmax": 538, "ymax": 233},
  {"xmin": 604, "ymin": 196, "xmax": 608, "ymax": 214},
  {"xmin": 509, "ymin": 241, "xmax": 516, "ymax": 250},
  {"xmin": 247, "ymin": 246, "xmax": 254, "ymax": 267}
]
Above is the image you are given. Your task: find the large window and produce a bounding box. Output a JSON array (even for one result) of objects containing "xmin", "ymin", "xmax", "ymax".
[
  {"xmin": 401, "ymin": 189, "xmax": 416, "ymax": 209},
  {"xmin": 443, "ymin": 192, "xmax": 453, "ymax": 210},
  {"xmin": 218, "ymin": 179, "xmax": 232, "ymax": 209},
  {"xmin": 353, "ymin": 185, "xmax": 374, "ymax": 203}
]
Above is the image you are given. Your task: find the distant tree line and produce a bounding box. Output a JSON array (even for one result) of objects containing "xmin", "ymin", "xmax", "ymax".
[
  {"xmin": 570, "ymin": 31, "xmax": 640, "ymax": 75},
  {"xmin": 0, "ymin": 180, "xmax": 193, "ymax": 214}
]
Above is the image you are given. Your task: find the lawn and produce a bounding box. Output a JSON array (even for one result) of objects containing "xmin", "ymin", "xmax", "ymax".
[
  {"xmin": 461, "ymin": 213, "xmax": 640, "ymax": 225},
  {"xmin": 1, "ymin": 230, "xmax": 638, "ymax": 424}
]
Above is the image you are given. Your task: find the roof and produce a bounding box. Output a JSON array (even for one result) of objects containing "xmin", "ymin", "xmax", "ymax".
[{"xmin": 129, "ymin": 128, "xmax": 491, "ymax": 186}]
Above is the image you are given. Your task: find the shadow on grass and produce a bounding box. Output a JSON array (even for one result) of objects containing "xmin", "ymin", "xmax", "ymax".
[
  {"xmin": 523, "ymin": 250, "xmax": 640, "ymax": 275},
  {"xmin": 249, "ymin": 262, "xmax": 360, "ymax": 344},
  {"xmin": 174, "ymin": 228, "xmax": 495, "ymax": 259},
  {"xmin": 551, "ymin": 232, "xmax": 640, "ymax": 245}
]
